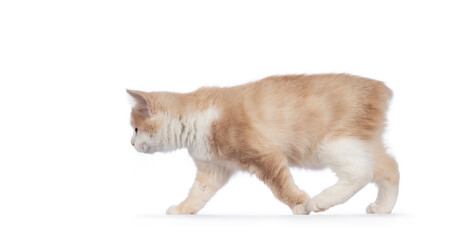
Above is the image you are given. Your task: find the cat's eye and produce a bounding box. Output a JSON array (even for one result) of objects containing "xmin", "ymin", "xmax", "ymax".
[{"xmin": 135, "ymin": 128, "xmax": 138, "ymax": 133}]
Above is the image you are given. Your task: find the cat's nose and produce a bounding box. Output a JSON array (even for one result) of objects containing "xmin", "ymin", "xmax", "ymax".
[{"xmin": 131, "ymin": 142, "xmax": 134, "ymax": 146}]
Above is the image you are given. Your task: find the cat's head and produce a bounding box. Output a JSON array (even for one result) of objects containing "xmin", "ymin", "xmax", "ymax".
[{"xmin": 127, "ymin": 89, "xmax": 165, "ymax": 154}]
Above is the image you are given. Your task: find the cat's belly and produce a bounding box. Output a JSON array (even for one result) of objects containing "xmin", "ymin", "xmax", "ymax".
[
  {"xmin": 285, "ymin": 146, "xmax": 326, "ymax": 170},
  {"xmin": 187, "ymin": 147, "xmax": 213, "ymax": 161},
  {"xmin": 287, "ymin": 156, "xmax": 326, "ymax": 170}
]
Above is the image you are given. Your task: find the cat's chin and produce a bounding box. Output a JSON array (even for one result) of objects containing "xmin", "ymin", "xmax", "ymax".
[
  {"xmin": 144, "ymin": 149, "xmax": 156, "ymax": 154},
  {"xmin": 135, "ymin": 145, "xmax": 155, "ymax": 154}
]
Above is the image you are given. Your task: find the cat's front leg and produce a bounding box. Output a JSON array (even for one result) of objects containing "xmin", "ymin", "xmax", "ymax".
[
  {"xmin": 253, "ymin": 152, "xmax": 311, "ymax": 215},
  {"xmin": 166, "ymin": 162, "xmax": 233, "ymax": 215}
]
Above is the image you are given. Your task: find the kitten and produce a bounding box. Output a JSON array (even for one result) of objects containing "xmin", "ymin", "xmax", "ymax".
[{"xmin": 127, "ymin": 74, "xmax": 399, "ymax": 215}]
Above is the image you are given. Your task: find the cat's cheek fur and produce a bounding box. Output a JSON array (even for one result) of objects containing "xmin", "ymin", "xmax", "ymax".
[{"xmin": 131, "ymin": 107, "xmax": 220, "ymax": 156}]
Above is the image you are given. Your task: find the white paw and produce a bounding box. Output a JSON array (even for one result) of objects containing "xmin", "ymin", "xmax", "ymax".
[
  {"xmin": 166, "ymin": 204, "xmax": 196, "ymax": 215},
  {"xmin": 366, "ymin": 203, "xmax": 392, "ymax": 214},
  {"xmin": 305, "ymin": 196, "xmax": 333, "ymax": 213},
  {"xmin": 166, "ymin": 205, "xmax": 181, "ymax": 215},
  {"xmin": 292, "ymin": 202, "xmax": 310, "ymax": 215}
]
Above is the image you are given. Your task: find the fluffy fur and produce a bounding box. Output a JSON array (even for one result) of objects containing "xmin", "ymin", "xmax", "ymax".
[{"xmin": 127, "ymin": 73, "xmax": 399, "ymax": 215}]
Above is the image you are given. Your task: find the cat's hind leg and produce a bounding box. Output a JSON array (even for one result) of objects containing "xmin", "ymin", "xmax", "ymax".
[
  {"xmin": 305, "ymin": 138, "xmax": 374, "ymax": 213},
  {"xmin": 366, "ymin": 146, "xmax": 399, "ymax": 214}
]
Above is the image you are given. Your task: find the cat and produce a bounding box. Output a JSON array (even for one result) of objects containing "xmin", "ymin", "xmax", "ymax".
[{"xmin": 127, "ymin": 73, "xmax": 399, "ymax": 215}]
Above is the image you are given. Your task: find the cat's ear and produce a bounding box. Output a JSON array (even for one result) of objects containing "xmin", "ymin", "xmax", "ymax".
[{"xmin": 126, "ymin": 89, "xmax": 154, "ymax": 116}]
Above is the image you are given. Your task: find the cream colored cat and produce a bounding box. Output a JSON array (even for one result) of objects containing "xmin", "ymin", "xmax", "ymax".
[{"xmin": 127, "ymin": 74, "xmax": 399, "ymax": 215}]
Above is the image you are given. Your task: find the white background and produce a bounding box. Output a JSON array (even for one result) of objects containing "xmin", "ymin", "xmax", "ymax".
[{"xmin": 1, "ymin": 0, "xmax": 456, "ymax": 239}]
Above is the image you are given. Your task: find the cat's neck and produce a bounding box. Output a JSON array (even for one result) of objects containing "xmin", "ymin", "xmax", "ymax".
[{"xmin": 157, "ymin": 93, "xmax": 220, "ymax": 157}]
